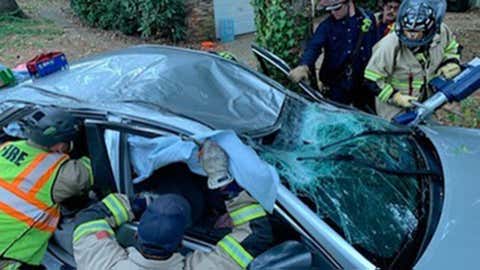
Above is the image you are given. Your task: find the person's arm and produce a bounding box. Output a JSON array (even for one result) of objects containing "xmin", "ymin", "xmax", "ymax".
[
  {"xmin": 52, "ymin": 156, "xmax": 93, "ymax": 204},
  {"xmin": 289, "ymin": 21, "xmax": 329, "ymax": 83},
  {"xmin": 299, "ymin": 20, "xmax": 329, "ymax": 67},
  {"xmin": 441, "ymin": 23, "xmax": 461, "ymax": 62},
  {"xmin": 185, "ymin": 191, "xmax": 272, "ymax": 270},
  {"xmin": 72, "ymin": 193, "xmax": 134, "ymax": 270},
  {"xmin": 364, "ymin": 35, "xmax": 396, "ymax": 101},
  {"xmin": 436, "ymin": 23, "xmax": 462, "ymax": 79}
]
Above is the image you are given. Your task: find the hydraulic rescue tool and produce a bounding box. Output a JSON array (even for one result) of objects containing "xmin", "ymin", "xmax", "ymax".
[{"xmin": 393, "ymin": 57, "xmax": 480, "ymax": 126}]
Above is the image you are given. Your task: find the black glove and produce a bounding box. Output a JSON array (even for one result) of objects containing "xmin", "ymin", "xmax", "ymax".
[{"xmin": 130, "ymin": 192, "xmax": 159, "ymax": 219}]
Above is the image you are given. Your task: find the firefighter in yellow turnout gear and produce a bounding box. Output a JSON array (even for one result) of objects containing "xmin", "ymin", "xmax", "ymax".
[
  {"xmin": 0, "ymin": 108, "xmax": 93, "ymax": 269},
  {"xmin": 364, "ymin": 0, "xmax": 461, "ymax": 120}
]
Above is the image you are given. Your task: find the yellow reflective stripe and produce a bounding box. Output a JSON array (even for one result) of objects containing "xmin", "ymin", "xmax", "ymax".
[
  {"xmin": 444, "ymin": 53, "xmax": 461, "ymax": 60},
  {"xmin": 102, "ymin": 194, "xmax": 129, "ymax": 226},
  {"xmin": 218, "ymin": 235, "xmax": 253, "ymax": 269},
  {"xmin": 378, "ymin": 84, "xmax": 394, "ymax": 102},
  {"xmin": 364, "ymin": 69, "xmax": 383, "ymax": 81},
  {"xmin": 73, "ymin": 219, "xmax": 113, "ymax": 243},
  {"xmin": 391, "ymin": 79, "xmax": 423, "ymax": 90},
  {"xmin": 444, "ymin": 40, "xmax": 459, "ymax": 53},
  {"xmin": 80, "ymin": 156, "xmax": 94, "ymax": 185},
  {"xmin": 391, "ymin": 80, "xmax": 408, "ymax": 88},
  {"xmin": 230, "ymin": 204, "xmax": 266, "ymax": 226}
]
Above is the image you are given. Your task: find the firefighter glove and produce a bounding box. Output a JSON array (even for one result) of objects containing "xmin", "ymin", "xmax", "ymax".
[
  {"xmin": 392, "ymin": 92, "xmax": 418, "ymax": 108},
  {"xmin": 288, "ymin": 65, "xmax": 310, "ymax": 83},
  {"xmin": 437, "ymin": 62, "xmax": 461, "ymax": 80},
  {"xmin": 131, "ymin": 192, "xmax": 160, "ymax": 219},
  {"xmin": 199, "ymin": 140, "xmax": 233, "ymax": 190}
]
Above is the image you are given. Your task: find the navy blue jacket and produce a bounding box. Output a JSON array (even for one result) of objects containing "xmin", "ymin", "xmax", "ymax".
[{"xmin": 300, "ymin": 9, "xmax": 378, "ymax": 104}]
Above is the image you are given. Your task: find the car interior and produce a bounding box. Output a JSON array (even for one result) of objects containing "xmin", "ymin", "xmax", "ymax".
[{"xmin": 0, "ymin": 108, "xmax": 324, "ymax": 269}]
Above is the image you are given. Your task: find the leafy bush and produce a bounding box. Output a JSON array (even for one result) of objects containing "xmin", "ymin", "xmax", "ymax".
[
  {"xmin": 70, "ymin": 0, "xmax": 186, "ymax": 42},
  {"xmin": 251, "ymin": 0, "xmax": 309, "ymax": 67}
]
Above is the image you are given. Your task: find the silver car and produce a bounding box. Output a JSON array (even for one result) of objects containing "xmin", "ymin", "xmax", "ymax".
[{"xmin": 0, "ymin": 45, "xmax": 479, "ymax": 269}]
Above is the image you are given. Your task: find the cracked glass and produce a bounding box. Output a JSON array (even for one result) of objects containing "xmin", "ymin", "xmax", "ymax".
[{"xmin": 253, "ymin": 98, "xmax": 426, "ymax": 265}]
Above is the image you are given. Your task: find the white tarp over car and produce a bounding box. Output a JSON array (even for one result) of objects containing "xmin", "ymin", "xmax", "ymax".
[{"xmin": 128, "ymin": 130, "xmax": 280, "ymax": 212}]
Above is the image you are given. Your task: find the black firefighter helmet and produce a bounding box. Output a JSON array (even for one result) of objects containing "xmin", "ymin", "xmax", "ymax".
[{"xmin": 23, "ymin": 107, "xmax": 78, "ymax": 148}]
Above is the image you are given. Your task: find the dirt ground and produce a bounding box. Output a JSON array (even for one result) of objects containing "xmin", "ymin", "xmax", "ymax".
[
  {"xmin": 436, "ymin": 9, "xmax": 480, "ymax": 127},
  {"xmin": 444, "ymin": 9, "xmax": 480, "ymax": 61},
  {"xmin": 1, "ymin": 1, "xmax": 479, "ymax": 126},
  {"xmin": 1, "ymin": 0, "xmax": 141, "ymax": 66}
]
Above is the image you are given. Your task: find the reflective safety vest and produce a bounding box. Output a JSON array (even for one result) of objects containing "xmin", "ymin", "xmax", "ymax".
[
  {"xmin": 217, "ymin": 204, "xmax": 267, "ymax": 269},
  {"xmin": 0, "ymin": 141, "xmax": 69, "ymax": 265}
]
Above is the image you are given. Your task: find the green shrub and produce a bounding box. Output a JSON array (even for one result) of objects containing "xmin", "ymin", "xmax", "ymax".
[
  {"xmin": 251, "ymin": 0, "xmax": 310, "ymax": 86},
  {"xmin": 251, "ymin": 0, "xmax": 309, "ymax": 67},
  {"xmin": 70, "ymin": 0, "xmax": 186, "ymax": 42}
]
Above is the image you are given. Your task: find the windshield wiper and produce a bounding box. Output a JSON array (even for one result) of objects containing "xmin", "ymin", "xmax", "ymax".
[
  {"xmin": 298, "ymin": 154, "xmax": 440, "ymax": 177},
  {"xmin": 319, "ymin": 130, "xmax": 412, "ymax": 151},
  {"xmin": 25, "ymin": 85, "xmax": 84, "ymax": 102}
]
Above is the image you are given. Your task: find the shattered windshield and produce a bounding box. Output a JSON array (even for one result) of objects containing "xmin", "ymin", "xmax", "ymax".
[{"xmin": 253, "ymin": 98, "xmax": 427, "ymax": 266}]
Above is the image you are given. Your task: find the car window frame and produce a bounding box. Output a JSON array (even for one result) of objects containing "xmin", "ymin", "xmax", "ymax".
[
  {"xmin": 83, "ymin": 119, "xmax": 118, "ymax": 197},
  {"xmin": 84, "ymin": 118, "xmax": 180, "ymax": 195}
]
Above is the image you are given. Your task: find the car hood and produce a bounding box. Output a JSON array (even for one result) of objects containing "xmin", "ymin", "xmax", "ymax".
[
  {"xmin": 0, "ymin": 45, "xmax": 285, "ymax": 134},
  {"xmin": 416, "ymin": 125, "xmax": 480, "ymax": 269}
]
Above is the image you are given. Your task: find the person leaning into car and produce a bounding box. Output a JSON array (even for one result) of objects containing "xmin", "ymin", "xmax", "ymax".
[
  {"xmin": 72, "ymin": 141, "xmax": 274, "ymax": 270},
  {"xmin": 0, "ymin": 108, "xmax": 93, "ymax": 270}
]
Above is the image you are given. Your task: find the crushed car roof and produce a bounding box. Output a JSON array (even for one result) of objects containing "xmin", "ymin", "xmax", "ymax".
[{"xmin": 0, "ymin": 45, "xmax": 285, "ymax": 134}]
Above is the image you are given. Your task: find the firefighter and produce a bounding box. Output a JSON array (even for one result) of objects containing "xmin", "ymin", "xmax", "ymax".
[
  {"xmin": 288, "ymin": 0, "xmax": 378, "ymax": 111},
  {"xmin": 375, "ymin": 0, "xmax": 401, "ymax": 40},
  {"xmin": 72, "ymin": 140, "xmax": 273, "ymax": 270},
  {"xmin": 364, "ymin": 0, "xmax": 461, "ymax": 120},
  {"xmin": 0, "ymin": 107, "xmax": 93, "ymax": 269}
]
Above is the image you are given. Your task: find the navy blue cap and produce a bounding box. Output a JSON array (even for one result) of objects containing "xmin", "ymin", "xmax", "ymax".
[{"xmin": 136, "ymin": 194, "xmax": 192, "ymax": 257}]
